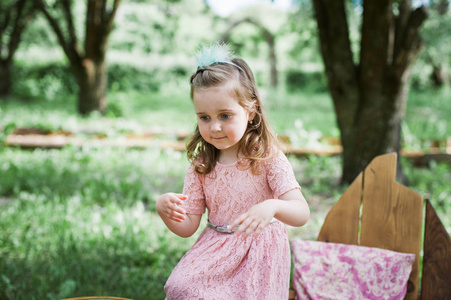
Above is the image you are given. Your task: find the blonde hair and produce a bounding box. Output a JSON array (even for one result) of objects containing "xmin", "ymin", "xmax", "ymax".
[{"xmin": 186, "ymin": 58, "xmax": 281, "ymax": 175}]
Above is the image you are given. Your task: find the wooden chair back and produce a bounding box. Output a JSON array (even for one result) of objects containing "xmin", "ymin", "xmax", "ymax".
[
  {"xmin": 317, "ymin": 153, "xmax": 422, "ymax": 299},
  {"xmin": 310, "ymin": 152, "xmax": 450, "ymax": 300}
]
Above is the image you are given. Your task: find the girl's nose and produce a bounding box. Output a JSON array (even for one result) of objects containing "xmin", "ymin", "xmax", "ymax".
[{"xmin": 210, "ymin": 120, "xmax": 221, "ymax": 132}]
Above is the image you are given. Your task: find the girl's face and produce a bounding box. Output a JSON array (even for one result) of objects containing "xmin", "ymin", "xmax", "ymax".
[{"xmin": 193, "ymin": 86, "xmax": 252, "ymax": 161}]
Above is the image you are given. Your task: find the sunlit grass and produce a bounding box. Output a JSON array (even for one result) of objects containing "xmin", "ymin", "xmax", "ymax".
[
  {"xmin": 1, "ymin": 85, "xmax": 450, "ymax": 299},
  {"xmin": 0, "ymin": 193, "xmax": 198, "ymax": 300},
  {"xmin": 1, "ymin": 143, "xmax": 450, "ymax": 299}
]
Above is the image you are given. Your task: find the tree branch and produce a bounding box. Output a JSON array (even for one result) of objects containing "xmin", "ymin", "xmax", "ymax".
[
  {"xmin": 219, "ymin": 18, "xmax": 251, "ymax": 43},
  {"xmin": 85, "ymin": 0, "xmax": 100, "ymax": 59},
  {"xmin": 36, "ymin": 0, "xmax": 82, "ymax": 65},
  {"xmin": 359, "ymin": 0, "xmax": 391, "ymax": 90},
  {"xmin": 312, "ymin": 0, "xmax": 360, "ymax": 136},
  {"xmin": 101, "ymin": 0, "xmax": 107, "ymax": 24},
  {"xmin": 393, "ymin": 5, "xmax": 428, "ymax": 76},
  {"xmin": 7, "ymin": 0, "xmax": 35, "ymax": 63},
  {"xmin": 104, "ymin": 0, "xmax": 121, "ymax": 35},
  {"xmin": 0, "ymin": 1, "xmax": 13, "ymax": 36},
  {"xmin": 0, "ymin": 1, "xmax": 15, "ymax": 60},
  {"xmin": 62, "ymin": 0, "xmax": 80, "ymax": 56},
  {"xmin": 94, "ymin": 0, "xmax": 121, "ymax": 59},
  {"xmin": 312, "ymin": 0, "xmax": 357, "ymax": 94}
]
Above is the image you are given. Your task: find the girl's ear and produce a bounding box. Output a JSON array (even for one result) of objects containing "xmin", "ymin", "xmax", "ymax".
[
  {"xmin": 248, "ymin": 99, "xmax": 259, "ymax": 122},
  {"xmin": 249, "ymin": 111, "xmax": 256, "ymax": 122}
]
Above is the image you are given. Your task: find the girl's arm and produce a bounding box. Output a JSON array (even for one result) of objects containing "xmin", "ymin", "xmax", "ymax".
[
  {"xmin": 231, "ymin": 189, "xmax": 310, "ymax": 237},
  {"xmin": 156, "ymin": 193, "xmax": 202, "ymax": 238}
]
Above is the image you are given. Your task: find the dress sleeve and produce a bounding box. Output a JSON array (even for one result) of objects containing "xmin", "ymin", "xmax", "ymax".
[
  {"xmin": 181, "ymin": 163, "xmax": 206, "ymax": 215},
  {"xmin": 266, "ymin": 150, "xmax": 301, "ymax": 199}
]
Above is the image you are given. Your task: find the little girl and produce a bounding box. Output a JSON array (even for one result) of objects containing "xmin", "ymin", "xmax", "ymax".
[{"xmin": 156, "ymin": 43, "xmax": 310, "ymax": 299}]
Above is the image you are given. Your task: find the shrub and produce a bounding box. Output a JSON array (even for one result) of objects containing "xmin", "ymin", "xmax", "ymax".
[{"xmin": 285, "ymin": 70, "xmax": 328, "ymax": 92}]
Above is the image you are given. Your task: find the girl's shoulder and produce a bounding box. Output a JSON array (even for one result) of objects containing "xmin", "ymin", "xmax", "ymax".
[
  {"xmin": 253, "ymin": 148, "xmax": 290, "ymax": 174},
  {"xmin": 263, "ymin": 147, "xmax": 287, "ymax": 164}
]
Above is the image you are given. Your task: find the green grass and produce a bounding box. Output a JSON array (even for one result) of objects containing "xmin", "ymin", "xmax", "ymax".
[
  {"xmin": 0, "ymin": 147, "xmax": 194, "ymax": 300},
  {"xmin": 0, "ymin": 146, "xmax": 449, "ymax": 299},
  {"xmin": 2, "ymin": 86, "xmax": 448, "ymax": 150},
  {"xmin": 0, "ymin": 87, "xmax": 450, "ymax": 299},
  {"xmin": 404, "ymin": 88, "xmax": 451, "ymax": 150},
  {"xmin": 0, "ymin": 192, "xmax": 196, "ymax": 300}
]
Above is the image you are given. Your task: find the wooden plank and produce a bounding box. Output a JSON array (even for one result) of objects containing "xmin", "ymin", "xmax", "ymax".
[
  {"xmin": 420, "ymin": 200, "xmax": 451, "ymax": 300},
  {"xmin": 316, "ymin": 173, "xmax": 362, "ymax": 245},
  {"xmin": 360, "ymin": 153, "xmax": 423, "ymax": 300}
]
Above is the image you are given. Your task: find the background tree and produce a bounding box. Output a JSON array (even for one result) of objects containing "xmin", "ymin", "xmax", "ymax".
[
  {"xmin": 312, "ymin": 0, "xmax": 428, "ymax": 184},
  {"xmin": 422, "ymin": 0, "xmax": 450, "ymax": 87},
  {"xmin": 0, "ymin": 0, "xmax": 35, "ymax": 97},
  {"xmin": 35, "ymin": 0, "xmax": 121, "ymax": 114},
  {"xmin": 220, "ymin": 17, "xmax": 278, "ymax": 88}
]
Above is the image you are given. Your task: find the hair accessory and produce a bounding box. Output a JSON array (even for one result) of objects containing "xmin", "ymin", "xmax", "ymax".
[{"xmin": 195, "ymin": 42, "xmax": 244, "ymax": 71}]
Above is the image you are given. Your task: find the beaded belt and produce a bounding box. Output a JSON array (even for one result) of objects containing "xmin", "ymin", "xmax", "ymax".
[{"xmin": 207, "ymin": 218, "xmax": 278, "ymax": 234}]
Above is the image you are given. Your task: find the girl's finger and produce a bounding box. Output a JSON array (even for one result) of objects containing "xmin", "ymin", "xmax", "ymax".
[
  {"xmin": 253, "ymin": 222, "xmax": 266, "ymax": 237},
  {"xmin": 170, "ymin": 215, "xmax": 184, "ymax": 222},
  {"xmin": 244, "ymin": 220, "xmax": 260, "ymax": 236},
  {"xmin": 172, "ymin": 203, "xmax": 186, "ymax": 215},
  {"xmin": 174, "ymin": 193, "xmax": 188, "ymax": 200},
  {"xmin": 230, "ymin": 213, "xmax": 248, "ymax": 229},
  {"xmin": 170, "ymin": 196, "xmax": 184, "ymax": 206},
  {"xmin": 236, "ymin": 217, "xmax": 256, "ymax": 235},
  {"xmin": 170, "ymin": 209, "xmax": 185, "ymax": 221}
]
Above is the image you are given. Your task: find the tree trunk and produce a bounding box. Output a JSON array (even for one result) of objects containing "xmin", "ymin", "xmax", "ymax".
[
  {"xmin": 341, "ymin": 74, "xmax": 410, "ymax": 184},
  {"xmin": 73, "ymin": 59, "xmax": 106, "ymax": 114},
  {"xmin": 0, "ymin": 61, "xmax": 12, "ymax": 97},
  {"xmin": 0, "ymin": 0, "xmax": 35, "ymax": 98},
  {"xmin": 36, "ymin": 0, "xmax": 120, "ymax": 115},
  {"xmin": 312, "ymin": 0, "xmax": 428, "ymax": 185}
]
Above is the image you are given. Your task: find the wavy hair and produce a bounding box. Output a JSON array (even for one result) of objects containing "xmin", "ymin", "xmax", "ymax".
[{"xmin": 186, "ymin": 58, "xmax": 281, "ymax": 175}]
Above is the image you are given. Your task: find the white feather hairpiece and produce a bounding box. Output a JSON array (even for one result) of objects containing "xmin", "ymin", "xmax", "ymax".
[{"xmin": 195, "ymin": 42, "xmax": 244, "ymax": 71}]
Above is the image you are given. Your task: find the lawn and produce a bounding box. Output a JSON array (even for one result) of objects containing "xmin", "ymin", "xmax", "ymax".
[{"xmin": 0, "ymin": 87, "xmax": 450, "ymax": 299}]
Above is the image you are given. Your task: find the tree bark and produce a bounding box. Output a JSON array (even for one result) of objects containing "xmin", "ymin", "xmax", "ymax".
[
  {"xmin": 36, "ymin": 0, "xmax": 121, "ymax": 114},
  {"xmin": 0, "ymin": 0, "xmax": 35, "ymax": 97},
  {"xmin": 73, "ymin": 59, "xmax": 107, "ymax": 113},
  {"xmin": 312, "ymin": 0, "xmax": 428, "ymax": 184},
  {"xmin": 0, "ymin": 62, "xmax": 12, "ymax": 97}
]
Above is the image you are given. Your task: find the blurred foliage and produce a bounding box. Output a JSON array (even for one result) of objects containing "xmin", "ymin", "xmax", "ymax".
[
  {"xmin": 6, "ymin": 0, "xmax": 449, "ymax": 97},
  {"xmin": 0, "ymin": 147, "xmax": 188, "ymax": 207},
  {"xmin": 11, "ymin": 61, "xmax": 166, "ymax": 99},
  {"xmin": 285, "ymin": 69, "xmax": 328, "ymax": 92},
  {"xmin": 412, "ymin": 1, "xmax": 451, "ymax": 90},
  {"xmin": 0, "ymin": 145, "xmax": 449, "ymax": 299},
  {"xmin": 0, "ymin": 1, "xmax": 450, "ymax": 299},
  {"xmin": 404, "ymin": 88, "xmax": 451, "ymax": 143}
]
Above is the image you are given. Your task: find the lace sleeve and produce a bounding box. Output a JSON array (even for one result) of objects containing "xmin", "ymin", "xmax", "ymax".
[
  {"xmin": 181, "ymin": 164, "xmax": 206, "ymax": 215},
  {"xmin": 266, "ymin": 150, "xmax": 301, "ymax": 199}
]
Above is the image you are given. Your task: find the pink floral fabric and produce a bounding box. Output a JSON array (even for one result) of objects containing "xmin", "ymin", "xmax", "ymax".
[
  {"xmin": 164, "ymin": 150, "xmax": 301, "ymax": 299},
  {"xmin": 290, "ymin": 239, "xmax": 415, "ymax": 300}
]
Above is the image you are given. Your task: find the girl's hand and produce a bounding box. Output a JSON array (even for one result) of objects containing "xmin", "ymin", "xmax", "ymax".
[
  {"xmin": 230, "ymin": 200, "xmax": 277, "ymax": 237},
  {"xmin": 156, "ymin": 193, "xmax": 187, "ymax": 223}
]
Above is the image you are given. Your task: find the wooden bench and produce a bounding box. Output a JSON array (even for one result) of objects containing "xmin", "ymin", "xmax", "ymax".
[{"xmin": 289, "ymin": 152, "xmax": 450, "ymax": 299}]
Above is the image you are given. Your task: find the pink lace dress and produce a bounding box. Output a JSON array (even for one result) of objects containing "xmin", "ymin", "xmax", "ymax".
[{"xmin": 164, "ymin": 150, "xmax": 301, "ymax": 299}]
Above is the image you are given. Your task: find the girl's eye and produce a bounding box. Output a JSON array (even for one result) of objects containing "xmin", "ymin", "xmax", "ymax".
[
  {"xmin": 220, "ymin": 114, "xmax": 232, "ymax": 119},
  {"xmin": 199, "ymin": 116, "xmax": 209, "ymax": 121}
]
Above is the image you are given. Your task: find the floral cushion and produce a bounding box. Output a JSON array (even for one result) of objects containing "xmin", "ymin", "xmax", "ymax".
[{"xmin": 290, "ymin": 239, "xmax": 415, "ymax": 300}]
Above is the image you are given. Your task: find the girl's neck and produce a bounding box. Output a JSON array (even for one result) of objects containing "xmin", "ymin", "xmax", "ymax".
[{"xmin": 218, "ymin": 149, "xmax": 242, "ymax": 165}]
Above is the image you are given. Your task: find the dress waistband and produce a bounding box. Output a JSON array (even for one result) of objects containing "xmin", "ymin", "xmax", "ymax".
[{"xmin": 207, "ymin": 218, "xmax": 278, "ymax": 234}]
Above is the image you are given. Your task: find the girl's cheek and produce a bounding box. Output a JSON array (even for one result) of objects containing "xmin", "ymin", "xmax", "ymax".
[{"xmin": 199, "ymin": 126, "xmax": 209, "ymax": 140}]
